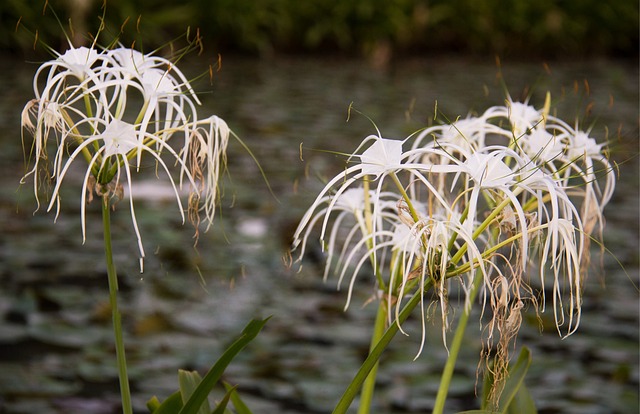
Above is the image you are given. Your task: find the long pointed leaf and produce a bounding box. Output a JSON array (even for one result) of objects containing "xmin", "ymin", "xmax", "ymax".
[
  {"xmin": 333, "ymin": 282, "xmax": 433, "ymax": 414},
  {"xmin": 148, "ymin": 391, "xmax": 184, "ymax": 414},
  {"xmin": 480, "ymin": 362, "xmax": 493, "ymax": 410},
  {"xmin": 481, "ymin": 347, "xmax": 532, "ymax": 413},
  {"xmin": 496, "ymin": 347, "xmax": 532, "ymax": 412},
  {"xmin": 223, "ymin": 382, "xmax": 254, "ymax": 414},
  {"xmin": 211, "ymin": 385, "xmax": 236, "ymax": 414},
  {"xmin": 147, "ymin": 396, "xmax": 162, "ymax": 412},
  {"xmin": 178, "ymin": 317, "xmax": 270, "ymax": 414},
  {"xmin": 506, "ymin": 380, "xmax": 537, "ymax": 414},
  {"xmin": 179, "ymin": 370, "xmax": 210, "ymax": 414}
]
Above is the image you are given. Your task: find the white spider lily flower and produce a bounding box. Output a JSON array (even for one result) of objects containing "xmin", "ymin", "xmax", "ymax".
[
  {"xmin": 358, "ymin": 136, "xmax": 404, "ymax": 177},
  {"xmin": 21, "ymin": 45, "xmax": 232, "ymax": 271},
  {"xmin": 566, "ymin": 130, "xmax": 602, "ymax": 161},
  {"xmin": 410, "ymin": 115, "xmax": 506, "ymax": 153},
  {"xmin": 389, "ymin": 209, "xmax": 486, "ymax": 356},
  {"xmin": 21, "ymin": 99, "xmax": 65, "ymax": 136},
  {"xmin": 519, "ymin": 127, "xmax": 566, "ymax": 165},
  {"xmin": 44, "ymin": 118, "xmax": 198, "ymax": 268},
  {"xmin": 516, "ymin": 166, "xmax": 588, "ymax": 334},
  {"xmin": 293, "ymin": 136, "xmax": 457, "ymax": 268},
  {"xmin": 293, "ymin": 185, "xmax": 398, "ymax": 281},
  {"xmin": 484, "ymin": 99, "xmax": 544, "ymax": 138},
  {"xmin": 482, "ymin": 97, "xmax": 615, "ymax": 234},
  {"xmin": 292, "ymin": 136, "xmax": 398, "ymax": 255},
  {"xmin": 136, "ymin": 67, "xmax": 199, "ymax": 136},
  {"xmin": 458, "ymin": 152, "xmax": 591, "ymax": 339},
  {"xmin": 462, "ymin": 151, "xmax": 515, "ymax": 188},
  {"xmin": 33, "ymin": 46, "xmax": 104, "ymax": 99},
  {"xmin": 22, "ymin": 45, "xmax": 107, "ymax": 207},
  {"xmin": 107, "ymin": 48, "xmax": 154, "ymax": 77},
  {"xmin": 52, "ymin": 46, "xmax": 101, "ymax": 80},
  {"xmin": 100, "ymin": 47, "xmax": 202, "ymax": 169},
  {"xmin": 21, "ymin": 99, "xmax": 80, "ymax": 211},
  {"xmin": 535, "ymin": 123, "xmax": 616, "ymax": 244},
  {"xmin": 106, "ymin": 47, "xmax": 201, "ymax": 104},
  {"xmin": 183, "ymin": 116, "xmax": 230, "ymax": 231},
  {"xmin": 32, "ymin": 46, "xmax": 110, "ymax": 127},
  {"xmin": 293, "ymin": 134, "xmax": 498, "ymax": 354},
  {"xmin": 563, "ymin": 129, "xmax": 615, "ymax": 206},
  {"xmin": 102, "ymin": 118, "xmax": 139, "ymax": 156},
  {"xmin": 454, "ymin": 149, "xmax": 531, "ymax": 270},
  {"xmin": 539, "ymin": 218, "xmax": 584, "ymax": 335},
  {"xmin": 293, "ymin": 95, "xmax": 616, "ymax": 359}
]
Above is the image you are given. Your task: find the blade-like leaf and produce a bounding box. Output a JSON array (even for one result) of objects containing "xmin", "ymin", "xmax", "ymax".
[
  {"xmin": 211, "ymin": 385, "xmax": 236, "ymax": 414},
  {"xmin": 179, "ymin": 317, "xmax": 270, "ymax": 414},
  {"xmin": 147, "ymin": 396, "xmax": 161, "ymax": 412},
  {"xmin": 148, "ymin": 391, "xmax": 184, "ymax": 414},
  {"xmin": 481, "ymin": 347, "xmax": 532, "ymax": 413},
  {"xmin": 480, "ymin": 361, "xmax": 493, "ymax": 410},
  {"xmin": 178, "ymin": 370, "xmax": 210, "ymax": 414},
  {"xmin": 496, "ymin": 347, "xmax": 532, "ymax": 412},
  {"xmin": 506, "ymin": 380, "xmax": 537, "ymax": 414},
  {"xmin": 333, "ymin": 283, "xmax": 432, "ymax": 414},
  {"xmin": 224, "ymin": 381, "xmax": 253, "ymax": 414}
]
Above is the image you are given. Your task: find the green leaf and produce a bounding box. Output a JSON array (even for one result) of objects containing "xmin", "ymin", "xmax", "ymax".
[
  {"xmin": 497, "ymin": 347, "xmax": 532, "ymax": 412},
  {"xmin": 148, "ymin": 391, "xmax": 184, "ymax": 414},
  {"xmin": 506, "ymin": 381, "xmax": 537, "ymax": 414},
  {"xmin": 178, "ymin": 317, "xmax": 270, "ymax": 414},
  {"xmin": 146, "ymin": 396, "xmax": 161, "ymax": 412},
  {"xmin": 480, "ymin": 347, "xmax": 533, "ymax": 414},
  {"xmin": 480, "ymin": 363, "xmax": 493, "ymax": 410},
  {"xmin": 333, "ymin": 283, "xmax": 433, "ymax": 414},
  {"xmin": 211, "ymin": 385, "xmax": 236, "ymax": 414},
  {"xmin": 224, "ymin": 381, "xmax": 253, "ymax": 414},
  {"xmin": 178, "ymin": 370, "xmax": 211, "ymax": 414}
]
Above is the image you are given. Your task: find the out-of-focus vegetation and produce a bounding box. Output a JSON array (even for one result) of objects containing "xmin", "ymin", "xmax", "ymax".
[{"xmin": 5, "ymin": 0, "xmax": 639, "ymax": 58}]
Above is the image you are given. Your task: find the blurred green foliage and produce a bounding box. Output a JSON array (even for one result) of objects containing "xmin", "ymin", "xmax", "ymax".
[{"xmin": 6, "ymin": 0, "xmax": 639, "ymax": 58}]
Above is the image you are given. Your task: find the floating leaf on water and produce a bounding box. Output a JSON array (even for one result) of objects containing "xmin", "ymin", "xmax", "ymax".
[
  {"xmin": 0, "ymin": 323, "xmax": 29, "ymax": 343},
  {"xmin": 135, "ymin": 313, "xmax": 173, "ymax": 336},
  {"xmin": 0, "ymin": 363, "xmax": 80, "ymax": 396},
  {"xmin": 28, "ymin": 318, "xmax": 107, "ymax": 348}
]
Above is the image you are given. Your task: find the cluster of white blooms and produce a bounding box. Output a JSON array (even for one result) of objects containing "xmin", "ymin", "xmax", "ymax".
[
  {"xmin": 293, "ymin": 94, "xmax": 615, "ymax": 354},
  {"xmin": 21, "ymin": 43, "xmax": 230, "ymax": 270}
]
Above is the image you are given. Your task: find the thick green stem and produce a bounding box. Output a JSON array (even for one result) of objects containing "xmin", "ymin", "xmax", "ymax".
[
  {"xmin": 389, "ymin": 172, "xmax": 420, "ymax": 223},
  {"xmin": 432, "ymin": 269, "xmax": 484, "ymax": 414},
  {"xmin": 357, "ymin": 301, "xmax": 387, "ymax": 414},
  {"xmin": 102, "ymin": 196, "xmax": 133, "ymax": 414}
]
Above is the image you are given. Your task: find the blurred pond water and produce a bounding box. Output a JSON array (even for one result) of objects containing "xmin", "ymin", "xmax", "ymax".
[{"xmin": 0, "ymin": 55, "xmax": 638, "ymax": 413}]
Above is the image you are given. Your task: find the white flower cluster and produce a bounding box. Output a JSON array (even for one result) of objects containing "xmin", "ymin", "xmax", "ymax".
[
  {"xmin": 21, "ymin": 43, "xmax": 230, "ymax": 270},
  {"xmin": 293, "ymin": 95, "xmax": 615, "ymax": 352}
]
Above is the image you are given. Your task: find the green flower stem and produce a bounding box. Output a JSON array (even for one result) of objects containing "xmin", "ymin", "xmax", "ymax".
[
  {"xmin": 333, "ymin": 279, "xmax": 434, "ymax": 414},
  {"xmin": 432, "ymin": 268, "xmax": 483, "ymax": 414},
  {"xmin": 447, "ymin": 202, "xmax": 470, "ymax": 253},
  {"xmin": 102, "ymin": 195, "xmax": 133, "ymax": 414},
  {"xmin": 445, "ymin": 222, "xmax": 549, "ymax": 280},
  {"xmin": 450, "ymin": 188, "xmax": 523, "ymax": 266},
  {"xmin": 357, "ymin": 301, "xmax": 387, "ymax": 414},
  {"xmin": 389, "ymin": 172, "xmax": 420, "ymax": 223}
]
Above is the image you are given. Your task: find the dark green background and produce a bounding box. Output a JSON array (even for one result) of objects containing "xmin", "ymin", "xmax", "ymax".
[{"xmin": 6, "ymin": 0, "xmax": 639, "ymax": 58}]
